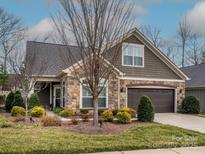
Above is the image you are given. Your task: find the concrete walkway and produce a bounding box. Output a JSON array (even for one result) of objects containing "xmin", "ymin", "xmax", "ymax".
[
  {"xmin": 90, "ymin": 146, "xmax": 205, "ymax": 154},
  {"xmin": 154, "ymin": 113, "xmax": 205, "ymax": 134}
]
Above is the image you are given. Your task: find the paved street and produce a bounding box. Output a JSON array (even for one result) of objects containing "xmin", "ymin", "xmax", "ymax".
[{"xmin": 90, "ymin": 146, "xmax": 205, "ymax": 154}]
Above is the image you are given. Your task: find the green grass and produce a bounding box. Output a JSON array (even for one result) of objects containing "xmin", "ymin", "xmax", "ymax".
[
  {"xmin": 0, "ymin": 114, "xmax": 205, "ymax": 153},
  {"xmin": 0, "ymin": 114, "xmax": 14, "ymax": 128}
]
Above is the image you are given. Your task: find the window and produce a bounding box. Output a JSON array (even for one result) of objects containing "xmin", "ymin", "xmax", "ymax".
[
  {"xmin": 81, "ymin": 79, "xmax": 107, "ymax": 108},
  {"xmin": 122, "ymin": 43, "xmax": 144, "ymax": 67}
]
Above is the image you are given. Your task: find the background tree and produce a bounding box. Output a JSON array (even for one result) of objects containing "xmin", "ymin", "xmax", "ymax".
[
  {"xmin": 177, "ymin": 17, "xmax": 192, "ymax": 67},
  {"xmin": 0, "ymin": 8, "xmax": 24, "ymax": 73},
  {"xmin": 0, "ymin": 64, "xmax": 8, "ymax": 90},
  {"xmin": 140, "ymin": 24, "xmax": 161, "ymax": 48},
  {"xmin": 53, "ymin": 0, "xmax": 134, "ymax": 127},
  {"xmin": 9, "ymin": 45, "xmax": 48, "ymax": 122},
  {"xmin": 187, "ymin": 33, "xmax": 205, "ymax": 65}
]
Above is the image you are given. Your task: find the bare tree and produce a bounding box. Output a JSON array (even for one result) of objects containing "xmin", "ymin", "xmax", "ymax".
[
  {"xmin": 9, "ymin": 45, "xmax": 48, "ymax": 122},
  {"xmin": 0, "ymin": 8, "xmax": 25, "ymax": 73},
  {"xmin": 53, "ymin": 0, "xmax": 134, "ymax": 127},
  {"xmin": 187, "ymin": 33, "xmax": 205, "ymax": 65},
  {"xmin": 177, "ymin": 17, "xmax": 192, "ymax": 67},
  {"xmin": 140, "ymin": 24, "xmax": 161, "ymax": 48},
  {"xmin": 199, "ymin": 47, "xmax": 205, "ymax": 64}
]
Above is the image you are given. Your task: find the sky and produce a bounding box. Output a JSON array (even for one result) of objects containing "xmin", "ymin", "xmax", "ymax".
[{"xmin": 0, "ymin": 0, "xmax": 205, "ymax": 41}]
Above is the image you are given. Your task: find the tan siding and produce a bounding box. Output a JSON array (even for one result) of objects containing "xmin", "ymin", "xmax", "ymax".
[
  {"xmin": 109, "ymin": 35, "xmax": 181, "ymax": 79},
  {"xmin": 186, "ymin": 89, "xmax": 205, "ymax": 112}
]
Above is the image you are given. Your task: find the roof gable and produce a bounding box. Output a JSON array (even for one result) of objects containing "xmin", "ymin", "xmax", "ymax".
[{"xmin": 106, "ymin": 28, "xmax": 189, "ymax": 80}]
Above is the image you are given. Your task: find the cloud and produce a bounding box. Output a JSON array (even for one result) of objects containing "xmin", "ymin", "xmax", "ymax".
[
  {"xmin": 132, "ymin": 5, "xmax": 147, "ymax": 14},
  {"xmin": 186, "ymin": 1, "xmax": 205, "ymax": 35},
  {"xmin": 137, "ymin": 0, "xmax": 160, "ymax": 3},
  {"xmin": 27, "ymin": 18, "xmax": 55, "ymax": 41}
]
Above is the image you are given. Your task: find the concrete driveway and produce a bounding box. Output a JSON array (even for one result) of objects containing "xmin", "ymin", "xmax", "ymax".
[{"xmin": 154, "ymin": 113, "xmax": 205, "ymax": 133}]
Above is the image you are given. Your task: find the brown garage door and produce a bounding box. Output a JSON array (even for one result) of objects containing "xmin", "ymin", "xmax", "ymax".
[{"xmin": 128, "ymin": 88, "xmax": 174, "ymax": 113}]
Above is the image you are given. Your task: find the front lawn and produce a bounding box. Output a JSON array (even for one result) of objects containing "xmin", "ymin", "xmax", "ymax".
[{"xmin": 0, "ymin": 120, "xmax": 205, "ymax": 153}]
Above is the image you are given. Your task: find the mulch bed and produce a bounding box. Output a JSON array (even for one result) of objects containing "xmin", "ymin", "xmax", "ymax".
[
  {"xmin": 61, "ymin": 120, "xmax": 151, "ymax": 135},
  {"xmin": 1, "ymin": 110, "xmax": 153, "ymax": 135}
]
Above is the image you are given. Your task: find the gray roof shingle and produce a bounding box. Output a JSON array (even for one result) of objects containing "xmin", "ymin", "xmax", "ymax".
[
  {"xmin": 26, "ymin": 41, "xmax": 83, "ymax": 75},
  {"xmin": 181, "ymin": 64, "xmax": 205, "ymax": 87}
]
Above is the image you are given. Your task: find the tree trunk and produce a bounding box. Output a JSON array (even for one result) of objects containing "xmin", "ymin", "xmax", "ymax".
[
  {"xmin": 182, "ymin": 43, "xmax": 185, "ymax": 67},
  {"xmin": 25, "ymin": 96, "xmax": 29, "ymax": 123},
  {"xmin": 93, "ymin": 96, "xmax": 99, "ymax": 127}
]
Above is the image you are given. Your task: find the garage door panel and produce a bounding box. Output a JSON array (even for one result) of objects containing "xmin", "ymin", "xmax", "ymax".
[{"xmin": 128, "ymin": 88, "xmax": 174, "ymax": 113}]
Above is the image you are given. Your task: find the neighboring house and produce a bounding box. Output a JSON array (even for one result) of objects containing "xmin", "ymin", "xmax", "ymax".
[
  {"xmin": 27, "ymin": 28, "xmax": 188, "ymax": 113},
  {"xmin": 181, "ymin": 64, "xmax": 205, "ymax": 112}
]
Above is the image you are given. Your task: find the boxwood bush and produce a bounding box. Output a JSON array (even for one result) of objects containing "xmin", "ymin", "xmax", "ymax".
[
  {"xmin": 102, "ymin": 110, "xmax": 114, "ymax": 122},
  {"xmin": 116, "ymin": 112, "xmax": 131, "ymax": 124},
  {"xmin": 5, "ymin": 92, "xmax": 14, "ymax": 112},
  {"xmin": 11, "ymin": 106, "xmax": 26, "ymax": 117},
  {"xmin": 98, "ymin": 109, "xmax": 105, "ymax": 116},
  {"xmin": 59, "ymin": 109, "xmax": 75, "ymax": 117},
  {"xmin": 137, "ymin": 96, "xmax": 154, "ymax": 122},
  {"xmin": 31, "ymin": 106, "xmax": 45, "ymax": 117},
  {"xmin": 120, "ymin": 107, "xmax": 136, "ymax": 118},
  {"xmin": 181, "ymin": 96, "xmax": 200, "ymax": 114},
  {"xmin": 112, "ymin": 109, "xmax": 118, "ymax": 116},
  {"xmin": 52, "ymin": 107, "xmax": 64, "ymax": 114}
]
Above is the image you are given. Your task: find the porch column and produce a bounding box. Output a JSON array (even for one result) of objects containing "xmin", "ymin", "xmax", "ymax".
[
  {"xmin": 60, "ymin": 81, "xmax": 63, "ymax": 107},
  {"xmin": 50, "ymin": 82, "xmax": 52, "ymax": 106}
]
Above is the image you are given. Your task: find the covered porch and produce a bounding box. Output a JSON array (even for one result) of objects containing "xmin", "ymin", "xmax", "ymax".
[{"xmin": 34, "ymin": 77, "xmax": 66, "ymax": 110}]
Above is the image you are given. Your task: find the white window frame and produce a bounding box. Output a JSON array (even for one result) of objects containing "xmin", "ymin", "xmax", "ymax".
[
  {"xmin": 80, "ymin": 79, "xmax": 108, "ymax": 109},
  {"xmin": 122, "ymin": 43, "xmax": 144, "ymax": 67}
]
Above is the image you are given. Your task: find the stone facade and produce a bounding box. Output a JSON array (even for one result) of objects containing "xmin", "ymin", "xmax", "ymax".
[
  {"xmin": 64, "ymin": 73, "xmax": 185, "ymax": 112},
  {"xmin": 65, "ymin": 74, "xmax": 119, "ymax": 110}
]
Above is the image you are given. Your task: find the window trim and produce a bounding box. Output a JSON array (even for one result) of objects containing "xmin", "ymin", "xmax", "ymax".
[
  {"xmin": 122, "ymin": 43, "xmax": 144, "ymax": 67},
  {"xmin": 80, "ymin": 79, "xmax": 108, "ymax": 109}
]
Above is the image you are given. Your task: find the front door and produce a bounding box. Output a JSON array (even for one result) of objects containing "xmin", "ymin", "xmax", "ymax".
[{"xmin": 53, "ymin": 86, "xmax": 61, "ymax": 108}]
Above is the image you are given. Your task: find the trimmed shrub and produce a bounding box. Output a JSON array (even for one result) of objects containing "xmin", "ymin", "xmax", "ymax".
[
  {"xmin": 12, "ymin": 93, "xmax": 25, "ymax": 108},
  {"xmin": 137, "ymin": 96, "xmax": 154, "ymax": 122},
  {"xmin": 11, "ymin": 106, "xmax": 26, "ymax": 117},
  {"xmin": 80, "ymin": 109, "xmax": 89, "ymax": 114},
  {"xmin": 41, "ymin": 116, "xmax": 61, "ymax": 126},
  {"xmin": 5, "ymin": 92, "xmax": 14, "ymax": 112},
  {"xmin": 98, "ymin": 109, "xmax": 105, "ymax": 116},
  {"xmin": 102, "ymin": 110, "xmax": 114, "ymax": 122},
  {"xmin": 30, "ymin": 106, "xmax": 45, "ymax": 117},
  {"xmin": 59, "ymin": 109, "xmax": 75, "ymax": 117},
  {"xmin": 28, "ymin": 93, "xmax": 40, "ymax": 109},
  {"xmin": 116, "ymin": 112, "xmax": 131, "ymax": 124},
  {"xmin": 120, "ymin": 107, "xmax": 137, "ymax": 118},
  {"xmin": 52, "ymin": 107, "xmax": 64, "ymax": 114},
  {"xmin": 112, "ymin": 109, "xmax": 118, "ymax": 116},
  {"xmin": 181, "ymin": 96, "xmax": 200, "ymax": 114}
]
